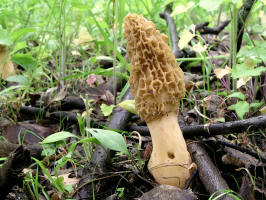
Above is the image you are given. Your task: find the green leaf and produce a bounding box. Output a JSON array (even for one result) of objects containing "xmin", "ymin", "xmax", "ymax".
[
  {"xmin": 42, "ymin": 131, "xmax": 79, "ymax": 144},
  {"xmin": 53, "ymin": 176, "xmax": 66, "ymax": 192},
  {"xmin": 199, "ymin": 0, "xmax": 225, "ymax": 11},
  {"xmin": 11, "ymin": 41, "xmax": 27, "ymax": 55},
  {"xmin": 250, "ymin": 102, "xmax": 264, "ymax": 110},
  {"xmin": 11, "ymin": 27, "xmax": 36, "ymax": 42},
  {"xmin": 32, "ymin": 158, "xmax": 64, "ymax": 192},
  {"xmin": 118, "ymin": 100, "xmax": 138, "ymax": 115},
  {"xmin": 11, "ymin": 53, "xmax": 36, "ymax": 72},
  {"xmin": 0, "ymin": 85, "xmax": 23, "ymax": 95},
  {"xmin": 0, "ymin": 29, "xmax": 12, "ymax": 46},
  {"xmin": 231, "ymin": 64, "xmax": 266, "ymax": 79},
  {"xmin": 41, "ymin": 143, "xmax": 56, "ymax": 156},
  {"xmin": 227, "ymin": 92, "xmax": 245, "ymax": 100},
  {"xmin": 238, "ymin": 41, "xmax": 266, "ymax": 61},
  {"xmin": 87, "ymin": 128, "xmax": 129, "ymax": 155},
  {"xmin": 5, "ymin": 75, "xmax": 29, "ymax": 85},
  {"xmin": 100, "ymin": 104, "xmax": 115, "ymax": 116},
  {"xmin": 71, "ymin": 2, "xmax": 91, "ymax": 10},
  {"xmin": 216, "ymin": 117, "xmax": 225, "ymax": 122},
  {"xmin": 118, "ymin": 81, "xmax": 129, "ymax": 103},
  {"xmin": 228, "ymin": 101, "xmax": 249, "ymax": 119}
]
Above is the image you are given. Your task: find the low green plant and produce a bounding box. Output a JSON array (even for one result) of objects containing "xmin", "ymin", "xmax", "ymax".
[{"xmin": 209, "ymin": 189, "xmax": 241, "ymax": 200}]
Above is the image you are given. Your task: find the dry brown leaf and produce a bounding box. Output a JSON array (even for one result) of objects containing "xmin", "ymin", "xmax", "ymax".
[
  {"xmin": 178, "ymin": 26, "xmax": 195, "ymax": 50},
  {"xmin": 73, "ymin": 28, "xmax": 93, "ymax": 46},
  {"xmin": 171, "ymin": 2, "xmax": 194, "ymax": 16},
  {"xmin": 0, "ymin": 45, "xmax": 16, "ymax": 79},
  {"xmin": 51, "ymin": 173, "xmax": 79, "ymax": 185},
  {"xmin": 260, "ymin": 106, "xmax": 266, "ymax": 115},
  {"xmin": 214, "ymin": 66, "xmax": 232, "ymax": 79},
  {"xmin": 237, "ymin": 77, "xmax": 251, "ymax": 88},
  {"xmin": 192, "ymin": 42, "xmax": 207, "ymax": 53}
]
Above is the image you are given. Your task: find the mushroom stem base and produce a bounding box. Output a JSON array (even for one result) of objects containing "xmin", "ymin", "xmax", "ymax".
[{"xmin": 147, "ymin": 112, "xmax": 194, "ymax": 188}]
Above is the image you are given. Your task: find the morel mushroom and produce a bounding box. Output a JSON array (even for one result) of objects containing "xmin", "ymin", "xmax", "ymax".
[{"xmin": 124, "ymin": 14, "xmax": 195, "ymax": 188}]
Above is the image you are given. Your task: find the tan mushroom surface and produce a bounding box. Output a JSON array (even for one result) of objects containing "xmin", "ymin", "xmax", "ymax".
[{"xmin": 124, "ymin": 14, "xmax": 195, "ymax": 188}]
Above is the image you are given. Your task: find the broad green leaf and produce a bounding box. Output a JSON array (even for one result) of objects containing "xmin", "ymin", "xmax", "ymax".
[
  {"xmin": 87, "ymin": 128, "xmax": 129, "ymax": 155},
  {"xmin": 11, "ymin": 53, "xmax": 36, "ymax": 72},
  {"xmin": 118, "ymin": 100, "xmax": 138, "ymax": 115},
  {"xmin": 216, "ymin": 117, "xmax": 225, "ymax": 122},
  {"xmin": 42, "ymin": 131, "xmax": 79, "ymax": 144},
  {"xmin": 227, "ymin": 92, "xmax": 245, "ymax": 100},
  {"xmin": 250, "ymin": 102, "xmax": 264, "ymax": 110},
  {"xmin": 235, "ymin": 101, "xmax": 250, "ymax": 119},
  {"xmin": 5, "ymin": 75, "xmax": 29, "ymax": 85},
  {"xmin": 199, "ymin": 0, "xmax": 225, "ymax": 12},
  {"xmin": 231, "ymin": 64, "xmax": 266, "ymax": 79},
  {"xmin": 79, "ymin": 137, "xmax": 100, "ymax": 145},
  {"xmin": 71, "ymin": 2, "xmax": 91, "ymax": 10},
  {"xmin": 41, "ymin": 143, "xmax": 56, "ymax": 156},
  {"xmin": 229, "ymin": 101, "xmax": 249, "ymax": 119},
  {"xmin": 100, "ymin": 104, "xmax": 115, "ymax": 116},
  {"xmin": 238, "ymin": 41, "xmax": 266, "ymax": 61},
  {"xmin": 11, "ymin": 41, "xmax": 27, "ymax": 55},
  {"xmin": 0, "ymin": 29, "xmax": 12, "ymax": 46},
  {"xmin": 11, "ymin": 27, "xmax": 36, "ymax": 42}
]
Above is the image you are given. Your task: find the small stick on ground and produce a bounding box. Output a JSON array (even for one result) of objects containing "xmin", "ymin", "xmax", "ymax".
[
  {"xmin": 214, "ymin": 135, "xmax": 266, "ymax": 163},
  {"xmin": 237, "ymin": 0, "xmax": 258, "ymax": 51},
  {"xmin": 188, "ymin": 142, "xmax": 234, "ymax": 200},
  {"xmin": 0, "ymin": 141, "xmax": 43, "ymax": 159},
  {"xmin": 195, "ymin": 20, "xmax": 230, "ymax": 35},
  {"xmin": 0, "ymin": 145, "xmax": 31, "ymax": 199}
]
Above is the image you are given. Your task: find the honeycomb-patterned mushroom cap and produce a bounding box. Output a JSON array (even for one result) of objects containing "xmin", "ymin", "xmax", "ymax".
[{"xmin": 124, "ymin": 14, "xmax": 185, "ymax": 122}]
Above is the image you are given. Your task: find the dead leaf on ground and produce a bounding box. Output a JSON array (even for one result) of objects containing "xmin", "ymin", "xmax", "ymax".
[
  {"xmin": 214, "ymin": 66, "xmax": 232, "ymax": 79},
  {"xmin": 0, "ymin": 45, "xmax": 16, "ymax": 79},
  {"xmin": 2, "ymin": 121, "xmax": 59, "ymax": 144},
  {"xmin": 73, "ymin": 28, "xmax": 93, "ymax": 46},
  {"xmin": 51, "ymin": 173, "xmax": 80, "ymax": 186}
]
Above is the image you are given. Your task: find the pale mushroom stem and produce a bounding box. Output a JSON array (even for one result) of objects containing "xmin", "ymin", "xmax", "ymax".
[{"xmin": 147, "ymin": 111, "xmax": 192, "ymax": 188}]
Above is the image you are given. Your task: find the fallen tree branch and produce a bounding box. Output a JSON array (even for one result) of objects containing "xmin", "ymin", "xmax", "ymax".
[
  {"xmin": 237, "ymin": 0, "xmax": 257, "ymax": 51},
  {"xmin": 0, "ymin": 141, "xmax": 43, "ymax": 159},
  {"xmin": 159, "ymin": 3, "xmax": 184, "ymax": 58},
  {"xmin": 0, "ymin": 145, "xmax": 31, "ymax": 199},
  {"xmin": 128, "ymin": 115, "xmax": 266, "ymax": 138},
  {"xmin": 195, "ymin": 20, "xmax": 230, "ymax": 35},
  {"xmin": 213, "ymin": 136, "xmax": 266, "ymax": 163},
  {"xmin": 188, "ymin": 142, "xmax": 234, "ymax": 200}
]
